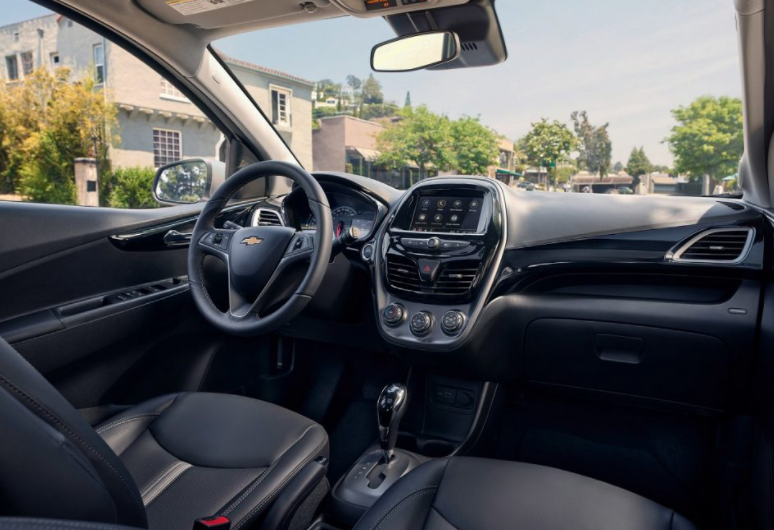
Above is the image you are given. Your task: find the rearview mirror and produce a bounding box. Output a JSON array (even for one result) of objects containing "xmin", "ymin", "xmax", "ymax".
[
  {"xmin": 152, "ymin": 159, "xmax": 225, "ymax": 205},
  {"xmin": 371, "ymin": 31, "xmax": 461, "ymax": 73}
]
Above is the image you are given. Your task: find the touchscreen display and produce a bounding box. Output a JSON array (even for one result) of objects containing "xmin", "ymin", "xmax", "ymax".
[{"xmin": 410, "ymin": 195, "xmax": 483, "ymax": 233}]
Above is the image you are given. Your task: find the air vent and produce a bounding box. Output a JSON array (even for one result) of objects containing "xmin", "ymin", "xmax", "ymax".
[
  {"xmin": 386, "ymin": 255, "xmax": 421, "ymax": 292},
  {"xmin": 461, "ymin": 42, "xmax": 478, "ymax": 52},
  {"xmin": 251, "ymin": 208, "xmax": 284, "ymax": 227},
  {"xmin": 667, "ymin": 228, "xmax": 753, "ymax": 264},
  {"xmin": 386, "ymin": 255, "xmax": 480, "ymax": 296},
  {"xmin": 434, "ymin": 261, "xmax": 480, "ymax": 294}
]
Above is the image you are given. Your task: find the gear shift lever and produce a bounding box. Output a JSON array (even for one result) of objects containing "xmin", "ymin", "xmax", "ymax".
[{"xmin": 377, "ymin": 383, "xmax": 408, "ymax": 463}]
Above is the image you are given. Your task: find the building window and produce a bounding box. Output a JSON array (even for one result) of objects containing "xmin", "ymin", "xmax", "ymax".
[
  {"xmin": 160, "ymin": 77, "xmax": 189, "ymax": 102},
  {"xmin": 93, "ymin": 43, "xmax": 104, "ymax": 84},
  {"xmin": 13, "ymin": 32, "xmax": 19, "ymax": 43},
  {"xmin": 153, "ymin": 129, "xmax": 181, "ymax": 168},
  {"xmin": 21, "ymin": 52, "xmax": 33, "ymax": 76},
  {"xmin": 50, "ymin": 52, "xmax": 60, "ymax": 69},
  {"xmin": 5, "ymin": 55, "xmax": 18, "ymax": 81},
  {"xmin": 271, "ymin": 86, "xmax": 292, "ymax": 127}
]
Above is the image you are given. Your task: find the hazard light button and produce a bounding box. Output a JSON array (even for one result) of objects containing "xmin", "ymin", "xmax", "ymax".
[{"xmin": 418, "ymin": 259, "xmax": 440, "ymax": 283}]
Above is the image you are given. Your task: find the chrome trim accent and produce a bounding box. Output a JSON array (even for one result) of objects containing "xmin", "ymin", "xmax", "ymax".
[
  {"xmin": 665, "ymin": 227, "xmax": 755, "ymax": 264},
  {"xmin": 251, "ymin": 208, "xmax": 285, "ymax": 227}
]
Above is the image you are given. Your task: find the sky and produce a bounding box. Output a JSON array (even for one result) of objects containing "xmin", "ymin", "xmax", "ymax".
[{"xmin": 1, "ymin": 0, "xmax": 741, "ymax": 166}]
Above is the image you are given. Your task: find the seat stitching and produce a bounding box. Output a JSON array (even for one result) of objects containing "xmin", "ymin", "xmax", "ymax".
[
  {"xmin": 0, "ymin": 518, "xmax": 142, "ymax": 530},
  {"xmin": 221, "ymin": 424, "xmax": 316, "ymax": 516},
  {"xmin": 371, "ymin": 487, "xmax": 438, "ymax": 530},
  {"xmin": 0, "ymin": 373, "xmax": 147, "ymax": 527},
  {"xmin": 140, "ymin": 460, "xmax": 188, "ymax": 497},
  {"xmin": 231, "ymin": 435, "xmax": 327, "ymax": 530},
  {"xmin": 144, "ymin": 463, "xmax": 193, "ymax": 506},
  {"xmin": 96, "ymin": 413, "xmax": 160, "ymax": 434}
]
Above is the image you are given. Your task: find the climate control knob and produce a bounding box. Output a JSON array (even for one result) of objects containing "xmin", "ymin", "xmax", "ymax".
[
  {"xmin": 382, "ymin": 304, "xmax": 406, "ymax": 327},
  {"xmin": 441, "ymin": 310, "xmax": 466, "ymax": 335},
  {"xmin": 410, "ymin": 311, "xmax": 434, "ymax": 336}
]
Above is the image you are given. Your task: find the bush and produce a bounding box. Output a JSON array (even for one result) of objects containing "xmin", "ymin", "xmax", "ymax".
[
  {"xmin": 108, "ymin": 166, "xmax": 159, "ymax": 209},
  {"xmin": 18, "ymin": 131, "xmax": 77, "ymax": 204}
]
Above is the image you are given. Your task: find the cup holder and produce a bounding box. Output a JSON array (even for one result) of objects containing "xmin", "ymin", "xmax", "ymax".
[{"xmin": 397, "ymin": 433, "xmax": 456, "ymax": 458}]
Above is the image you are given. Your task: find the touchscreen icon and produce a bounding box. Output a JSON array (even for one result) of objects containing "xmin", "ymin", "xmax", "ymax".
[
  {"xmin": 433, "ymin": 214, "xmax": 443, "ymax": 222},
  {"xmin": 450, "ymin": 214, "xmax": 459, "ymax": 222},
  {"xmin": 437, "ymin": 200, "xmax": 447, "ymax": 209},
  {"xmin": 469, "ymin": 200, "xmax": 479, "ymax": 209},
  {"xmin": 418, "ymin": 213, "xmax": 427, "ymax": 221},
  {"xmin": 421, "ymin": 199, "xmax": 430, "ymax": 208},
  {"xmin": 453, "ymin": 200, "xmax": 463, "ymax": 208}
]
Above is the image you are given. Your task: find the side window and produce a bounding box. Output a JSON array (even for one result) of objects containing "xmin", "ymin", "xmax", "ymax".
[
  {"xmin": 271, "ymin": 86, "xmax": 292, "ymax": 127},
  {"xmin": 0, "ymin": 6, "xmax": 224, "ymax": 209}
]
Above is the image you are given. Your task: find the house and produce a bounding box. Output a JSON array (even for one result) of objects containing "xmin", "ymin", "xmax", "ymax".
[
  {"xmin": 571, "ymin": 171, "xmax": 634, "ymax": 193},
  {"xmin": 490, "ymin": 138, "xmax": 520, "ymax": 184},
  {"xmin": 0, "ymin": 15, "xmax": 314, "ymax": 169},
  {"xmin": 313, "ymin": 115, "xmax": 426, "ymax": 189}
]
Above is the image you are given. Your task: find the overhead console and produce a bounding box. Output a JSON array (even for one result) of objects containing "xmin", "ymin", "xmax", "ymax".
[{"xmin": 371, "ymin": 178, "xmax": 506, "ymax": 351}]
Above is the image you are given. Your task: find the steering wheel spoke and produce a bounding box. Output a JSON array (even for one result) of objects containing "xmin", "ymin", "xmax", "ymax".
[{"xmin": 197, "ymin": 228, "xmax": 237, "ymax": 261}]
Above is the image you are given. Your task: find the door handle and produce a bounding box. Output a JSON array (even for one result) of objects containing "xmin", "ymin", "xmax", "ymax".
[{"xmin": 163, "ymin": 230, "xmax": 192, "ymax": 246}]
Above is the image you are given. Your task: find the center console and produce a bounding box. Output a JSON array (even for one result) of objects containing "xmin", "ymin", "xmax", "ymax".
[{"xmin": 370, "ymin": 178, "xmax": 507, "ymax": 351}]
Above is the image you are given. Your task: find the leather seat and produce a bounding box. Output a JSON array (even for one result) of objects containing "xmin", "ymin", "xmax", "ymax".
[
  {"xmin": 0, "ymin": 337, "xmax": 328, "ymax": 530},
  {"xmin": 354, "ymin": 457, "xmax": 699, "ymax": 530}
]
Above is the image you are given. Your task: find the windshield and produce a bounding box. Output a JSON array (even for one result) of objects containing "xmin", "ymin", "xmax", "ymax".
[{"xmin": 215, "ymin": 0, "xmax": 742, "ymax": 196}]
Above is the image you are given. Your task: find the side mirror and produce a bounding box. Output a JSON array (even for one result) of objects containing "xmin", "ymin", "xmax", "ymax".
[
  {"xmin": 371, "ymin": 31, "xmax": 461, "ymax": 73},
  {"xmin": 152, "ymin": 159, "xmax": 225, "ymax": 205}
]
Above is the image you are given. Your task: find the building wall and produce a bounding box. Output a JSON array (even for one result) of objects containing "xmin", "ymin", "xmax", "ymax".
[
  {"xmin": 313, "ymin": 117, "xmax": 348, "ymax": 172},
  {"xmin": 0, "ymin": 15, "xmax": 58, "ymax": 81},
  {"xmin": 229, "ymin": 63, "xmax": 314, "ymax": 169}
]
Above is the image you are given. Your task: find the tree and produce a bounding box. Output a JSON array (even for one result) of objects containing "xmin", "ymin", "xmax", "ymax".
[
  {"xmin": 2, "ymin": 67, "xmax": 117, "ymax": 204},
  {"xmin": 107, "ymin": 166, "xmax": 159, "ymax": 208},
  {"xmin": 626, "ymin": 147, "xmax": 652, "ymax": 191},
  {"xmin": 449, "ymin": 116, "xmax": 499, "ymax": 175},
  {"xmin": 613, "ymin": 161, "xmax": 624, "ymax": 172},
  {"xmin": 405, "ymin": 91, "xmax": 412, "ymax": 108},
  {"xmin": 360, "ymin": 103, "xmax": 399, "ymax": 121},
  {"xmin": 665, "ymin": 96, "xmax": 743, "ymax": 182},
  {"xmin": 376, "ymin": 105, "xmax": 453, "ymax": 184},
  {"xmin": 361, "ymin": 74, "xmax": 384, "ymax": 105},
  {"xmin": 521, "ymin": 119, "xmax": 578, "ymax": 189},
  {"xmin": 346, "ymin": 75, "xmax": 362, "ymax": 93},
  {"xmin": 316, "ymin": 79, "xmax": 339, "ymax": 100},
  {"xmin": 571, "ymin": 110, "xmax": 612, "ymax": 178}
]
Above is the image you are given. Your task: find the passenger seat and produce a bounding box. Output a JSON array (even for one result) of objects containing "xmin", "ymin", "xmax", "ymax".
[{"xmin": 354, "ymin": 457, "xmax": 698, "ymax": 530}]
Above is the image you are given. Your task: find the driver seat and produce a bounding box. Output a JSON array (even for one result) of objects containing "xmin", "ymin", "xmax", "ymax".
[{"xmin": 0, "ymin": 336, "xmax": 329, "ymax": 530}]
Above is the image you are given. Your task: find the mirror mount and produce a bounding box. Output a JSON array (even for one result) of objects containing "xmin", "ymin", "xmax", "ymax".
[
  {"xmin": 371, "ymin": 30, "xmax": 461, "ymax": 73},
  {"xmin": 152, "ymin": 159, "xmax": 226, "ymax": 206}
]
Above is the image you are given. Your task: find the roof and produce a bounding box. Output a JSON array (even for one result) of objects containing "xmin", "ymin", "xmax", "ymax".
[
  {"xmin": 215, "ymin": 50, "xmax": 315, "ymax": 87},
  {"xmin": 572, "ymin": 174, "xmax": 634, "ymax": 185},
  {"xmin": 651, "ymin": 175, "xmax": 677, "ymax": 185}
]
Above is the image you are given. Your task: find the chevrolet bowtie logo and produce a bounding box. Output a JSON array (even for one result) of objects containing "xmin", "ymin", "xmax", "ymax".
[{"xmin": 241, "ymin": 236, "xmax": 264, "ymax": 246}]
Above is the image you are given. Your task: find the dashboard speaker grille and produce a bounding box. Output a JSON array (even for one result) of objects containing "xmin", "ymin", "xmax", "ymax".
[
  {"xmin": 252, "ymin": 208, "xmax": 284, "ymax": 227},
  {"xmin": 668, "ymin": 228, "xmax": 753, "ymax": 263}
]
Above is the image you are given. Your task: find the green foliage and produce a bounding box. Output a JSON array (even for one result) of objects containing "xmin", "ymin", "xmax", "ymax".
[
  {"xmin": 1, "ymin": 68, "xmax": 117, "ymax": 204},
  {"xmin": 405, "ymin": 91, "xmax": 412, "ymax": 108},
  {"xmin": 155, "ymin": 162, "xmax": 208, "ymax": 204},
  {"xmin": 376, "ymin": 105, "xmax": 453, "ymax": 182},
  {"xmin": 360, "ymin": 103, "xmax": 399, "ymax": 121},
  {"xmin": 613, "ymin": 161, "xmax": 624, "ymax": 172},
  {"xmin": 571, "ymin": 111, "xmax": 612, "ymax": 177},
  {"xmin": 361, "ymin": 74, "xmax": 384, "ymax": 105},
  {"xmin": 665, "ymin": 96, "xmax": 743, "ymax": 180},
  {"xmin": 521, "ymin": 119, "xmax": 578, "ymax": 169},
  {"xmin": 107, "ymin": 166, "xmax": 158, "ymax": 208},
  {"xmin": 316, "ymin": 79, "xmax": 340, "ymax": 100},
  {"xmin": 449, "ymin": 116, "xmax": 499, "ymax": 175},
  {"xmin": 626, "ymin": 146, "xmax": 652, "ymax": 177}
]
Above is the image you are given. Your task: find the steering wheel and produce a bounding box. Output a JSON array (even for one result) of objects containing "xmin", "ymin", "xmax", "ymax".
[{"xmin": 188, "ymin": 161, "xmax": 332, "ymax": 336}]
